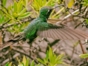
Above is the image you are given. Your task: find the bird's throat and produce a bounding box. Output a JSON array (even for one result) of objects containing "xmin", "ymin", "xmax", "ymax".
[{"xmin": 39, "ymin": 15, "xmax": 48, "ymax": 21}]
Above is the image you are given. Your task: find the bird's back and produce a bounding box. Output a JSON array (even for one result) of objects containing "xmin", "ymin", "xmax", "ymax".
[{"xmin": 23, "ymin": 17, "xmax": 45, "ymax": 40}]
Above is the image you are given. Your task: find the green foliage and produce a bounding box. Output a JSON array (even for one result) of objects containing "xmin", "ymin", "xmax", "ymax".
[
  {"xmin": 1, "ymin": 0, "xmax": 30, "ymax": 20},
  {"xmin": 79, "ymin": 54, "xmax": 88, "ymax": 59},
  {"xmin": 5, "ymin": 48, "xmax": 65, "ymax": 66},
  {"xmin": 1, "ymin": 0, "xmax": 7, "ymax": 6},
  {"xmin": 31, "ymin": 0, "xmax": 58, "ymax": 11},
  {"xmin": 82, "ymin": 0, "xmax": 88, "ymax": 6},
  {"xmin": 5, "ymin": 62, "xmax": 12, "ymax": 66},
  {"xmin": 17, "ymin": 56, "xmax": 29, "ymax": 66},
  {"xmin": 1, "ymin": 0, "xmax": 88, "ymax": 33},
  {"xmin": 0, "ymin": 0, "xmax": 62, "ymax": 33},
  {"xmin": 85, "ymin": 19, "xmax": 88, "ymax": 25},
  {"xmin": 83, "ymin": 19, "xmax": 88, "ymax": 28},
  {"xmin": 38, "ymin": 47, "xmax": 64, "ymax": 66},
  {"xmin": 0, "ymin": 0, "xmax": 30, "ymax": 33},
  {"xmin": 5, "ymin": 56, "xmax": 31, "ymax": 66},
  {"xmin": 30, "ymin": 0, "xmax": 61, "ymax": 18},
  {"xmin": 0, "ymin": 13, "xmax": 6, "ymax": 24}
]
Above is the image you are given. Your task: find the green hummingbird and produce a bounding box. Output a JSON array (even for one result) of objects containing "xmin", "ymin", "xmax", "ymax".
[
  {"xmin": 23, "ymin": 6, "xmax": 63, "ymax": 43},
  {"xmin": 9, "ymin": 6, "xmax": 88, "ymax": 43}
]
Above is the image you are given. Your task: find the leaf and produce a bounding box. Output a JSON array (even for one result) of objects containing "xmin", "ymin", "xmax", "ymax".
[
  {"xmin": 17, "ymin": 0, "xmax": 23, "ymax": 13},
  {"xmin": 22, "ymin": 56, "xmax": 29, "ymax": 66},
  {"xmin": 18, "ymin": 64, "xmax": 24, "ymax": 66},
  {"xmin": 5, "ymin": 62, "xmax": 12, "ymax": 66},
  {"xmin": 1, "ymin": 0, "xmax": 7, "ymax": 6},
  {"xmin": 30, "ymin": 61, "xmax": 35, "ymax": 66},
  {"xmin": 37, "ymin": 58, "xmax": 45, "ymax": 64},
  {"xmin": 18, "ymin": 8, "xmax": 26, "ymax": 16},
  {"xmin": 18, "ymin": 12, "xmax": 30, "ymax": 19},
  {"xmin": 22, "ymin": 56, "xmax": 27, "ymax": 66},
  {"xmin": 82, "ymin": 0, "xmax": 88, "ymax": 6},
  {"xmin": 13, "ymin": 1, "xmax": 18, "ymax": 13},
  {"xmin": 5, "ymin": 62, "xmax": 9, "ymax": 66},
  {"xmin": 38, "ymin": 47, "xmax": 64, "ymax": 65},
  {"xmin": 85, "ymin": 19, "xmax": 88, "ymax": 24},
  {"xmin": 79, "ymin": 54, "xmax": 88, "ymax": 58},
  {"xmin": 0, "ymin": 16, "xmax": 4, "ymax": 23},
  {"xmin": 67, "ymin": 0, "xmax": 74, "ymax": 8},
  {"xmin": 73, "ymin": 41, "xmax": 79, "ymax": 48}
]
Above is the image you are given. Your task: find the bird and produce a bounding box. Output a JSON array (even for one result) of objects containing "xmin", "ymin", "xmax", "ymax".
[
  {"xmin": 23, "ymin": 6, "xmax": 63, "ymax": 43},
  {"xmin": 9, "ymin": 6, "xmax": 88, "ymax": 44},
  {"xmin": 6, "ymin": 6, "xmax": 88, "ymax": 63}
]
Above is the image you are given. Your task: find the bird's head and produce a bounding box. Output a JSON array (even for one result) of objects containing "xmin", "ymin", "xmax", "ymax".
[{"xmin": 39, "ymin": 6, "xmax": 53, "ymax": 19}]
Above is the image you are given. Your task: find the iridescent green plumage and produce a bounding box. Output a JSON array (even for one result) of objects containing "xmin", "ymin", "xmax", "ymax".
[
  {"xmin": 9, "ymin": 7, "xmax": 88, "ymax": 44},
  {"xmin": 23, "ymin": 7, "xmax": 60, "ymax": 42}
]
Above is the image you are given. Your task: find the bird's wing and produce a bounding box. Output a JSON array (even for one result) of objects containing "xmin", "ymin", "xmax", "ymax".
[
  {"xmin": 37, "ymin": 23, "xmax": 88, "ymax": 40},
  {"xmin": 37, "ymin": 22, "xmax": 63, "ymax": 30}
]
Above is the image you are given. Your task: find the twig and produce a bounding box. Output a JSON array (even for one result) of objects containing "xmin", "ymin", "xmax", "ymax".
[
  {"xmin": 0, "ymin": 19, "xmax": 11, "ymax": 29},
  {"xmin": 1, "ymin": 21, "xmax": 28, "ymax": 29},
  {"xmin": 2, "ymin": 19, "xmax": 11, "ymax": 26},
  {"xmin": 79, "ymin": 40, "xmax": 88, "ymax": 61},
  {"xmin": 79, "ymin": 40, "xmax": 86, "ymax": 54},
  {"xmin": 56, "ymin": 9, "xmax": 79, "ymax": 25},
  {"xmin": 11, "ymin": 46, "xmax": 38, "ymax": 64},
  {"xmin": 63, "ymin": 9, "xmax": 79, "ymax": 20},
  {"xmin": 0, "ymin": 41, "xmax": 13, "ymax": 51},
  {"xmin": 70, "ymin": 41, "xmax": 80, "ymax": 64},
  {"xmin": 0, "ymin": 17, "xmax": 34, "ymax": 30},
  {"xmin": 1, "ymin": 53, "xmax": 20, "ymax": 65}
]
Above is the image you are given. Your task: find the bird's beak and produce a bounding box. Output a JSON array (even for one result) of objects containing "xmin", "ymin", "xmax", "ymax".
[
  {"xmin": 46, "ymin": 6, "xmax": 60, "ymax": 19},
  {"xmin": 49, "ymin": 5, "xmax": 60, "ymax": 12}
]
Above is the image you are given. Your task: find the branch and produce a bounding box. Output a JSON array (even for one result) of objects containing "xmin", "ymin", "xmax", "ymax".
[
  {"xmin": 1, "ymin": 53, "xmax": 20, "ymax": 65},
  {"xmin": 11, "ymin": 46, "xmax": 38, "ymax": 64},
  {"xmin": 0, "ymin": 17, "xmax": 34, "ymax": 30}
]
